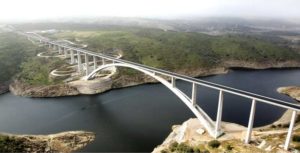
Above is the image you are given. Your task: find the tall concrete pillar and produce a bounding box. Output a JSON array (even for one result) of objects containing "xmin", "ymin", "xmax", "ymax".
[
  {"xmin": 64, "ymin": 48, "xmax": 67, "ymax": 58},
  {"xmin": 191, "ymin": 83, "xmax": 197, "ymax": 106},
  {"xmin": 70, "ymin": 50, "xmax": 75, "ymax": 64},
  {"xmin": 215, "ymin": 90, "xmax": 223, "ymax": 138},
  {"xmin": 85, "ymin": 54, "xmax": 89, "ymax": 76},
  {"xmin": 245, "ymin": 99, "xmax": 256, "ymax": 144},
  {"xmin": 102, "ymin": 58, "xmax": 105, "ymax": 65},
  {"xmin": 93, "ymin": 56, "xmax": 97, "ymax": 70},
  {"xmin": 58, "ymin": 47, "xmax": 62, "ymax": 54},
  {"xmin": 48, "ymin": 43, "xmax": 51, "ymax": 48},
  {"xmin": 284, "ymin": 110, "xmax": 297, "ymax": 150},
  {"xmin": 77, "ymin": 52, "xmax": 82, "ymax": 73}
]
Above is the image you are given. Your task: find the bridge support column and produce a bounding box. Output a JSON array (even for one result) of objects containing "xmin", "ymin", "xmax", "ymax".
[
  {"xmin": 58, "ymin": 47, "xmax": 62, "ymax": 54},
  {"xmin": 64, "ymin": 48, "xmax": 67, "ymax": 58},
  {"xmin": 48, "ymin": 43, "xmax": 51, "ymax": 48},
  {"xmin": 102, "ymin": 58, "xmax": 105, "ymax": 65},
  {"xmin": 245, "ymin": 99, "xmax": 256, "ymax": 144},
  {"xmin": 70, "ymin": 50, "xmax": 75, "ymax": 64},
  {"xmin": 85, "ymin": 53, "xmax": 89, "ymax": 76},
  {"xmin": 191, "ymin": 83, "xmax": 197, "ymax": 105},
  {"xmin": 284, "ymin": 110, "xmax": 297, "ymax": 150},
  {"xmin": 93, "ymin": 56, "xmax": 97, "ymax": 70},
  {"xmin": 215, "ymin": 90, "xmax": 223, "ymax": 138},
  {"xmin": 77, "ymin": 51, "xmax": 82, "ymax": 73},
  {"xmin": 171, "ymin": 77, "xmax": 176, "ymax": 88}
]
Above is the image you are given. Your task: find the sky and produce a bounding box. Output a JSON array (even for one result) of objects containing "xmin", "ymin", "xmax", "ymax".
[{"xmin": 0, "ymin": 0, "xmax": 299, "ymax": 22}]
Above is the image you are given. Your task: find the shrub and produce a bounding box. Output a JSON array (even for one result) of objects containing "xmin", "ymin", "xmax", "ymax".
[
  {"xmin": 177, "ymin": 143, "xmax": 193, "ymax": 152},
  {"xmin": 160, "ymin": 149, "xmax": 168, "ymax": 153},
  {"xmin": 193, "ymin": 147, "xmax": 201, "ymax": 153},
  {"xmin": 0, "ymin": 135, "xmax": 25, "ymax": 152},
  {"xmin": 295, "ymin": 145, "xmax": 300, "ymax": 151},
  {"xmin": 169, "ymin": 142, "xmax": 178, "ymax": 152},
  {"xmin": 226, "ymin": 144, "xmax": 233, "ymax": 151},
  {"xmin": 208, "ymin": 140, "xmax": 221, "ymax": 148},
  {"xmin": 201, "ymin": 150, "xmax": 210, "ymax": 153},
  {"xmin": 293, "ymin": 135, "xmax": 300, "ymax": 142},
  {"xmin": 168, "ymin": 142, "xmax": 194, "ymax": 153}
]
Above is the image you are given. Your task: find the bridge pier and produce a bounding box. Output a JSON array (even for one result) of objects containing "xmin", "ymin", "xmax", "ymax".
[
  {"xmin": 64, "ymin": 48, "xmax": 67, "ymax": 58},
  {"xmin": 48, "ymin": 43, "xmax": 51, "ymax": 48},
  {"xmin": 77, "ymin": 51, "xmax": 83, "ymax": 73},
  {"xmin": 53, "ymin": 45, "xmax": 56, "ymax": 51},
  {"xmin": 85, "ymin": 53, "xmax": 89, "ymax": 76},
  {"xmin": 58, "ymin": 46, "xmax": 62, "ymax": 54},
  {"xmin": 102, "ymin": 58, "xmax": 105, "ymax": 65},
  {"xmin": 70, "ymin": 50, "xmax": 75, "ymax": 64},
  {"xmin": 191, "ymin": 83, "xmax": 197, "ymax": 106},
  {"xmin": 171, "ymin": 77, "xmax": 176, "ymax": 88},
  {"xmin": 93, "ymin": 56, "xmax": 97, "ymax": 70},
  {"xmin": 215, "ymin": 90, "xmax": 223, "ymax": 138},
  {"xmin": 284, "ymin": 110, "xmax": 297, "ymax": 150},
  {"xmin": 245, "ymin": 99, "xmax": 256, "ymax": 144}
]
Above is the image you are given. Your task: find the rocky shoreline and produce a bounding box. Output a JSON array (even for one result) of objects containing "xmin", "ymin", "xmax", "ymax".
[
  {"xmin": 0, "ymin": 131, "xmax": 95, "ymax": 152},
  {"xmin": 9, "ymin": 80, "xmax": 80, "ymax": 97},
  {"xmin": 277, "ymin": 86, "xmax": 300, "ymax": 102}
]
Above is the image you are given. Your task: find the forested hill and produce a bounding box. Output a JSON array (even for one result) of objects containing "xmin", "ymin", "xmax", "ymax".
[
  {"xmin": 0, "ymin": 32, "xmax": 39, "ymax": 83},
  {"xmin": 51, "ymin": 28, "xmax": 300, "ymax": 71}
]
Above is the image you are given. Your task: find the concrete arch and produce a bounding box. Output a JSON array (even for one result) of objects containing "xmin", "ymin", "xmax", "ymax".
[{"xmin": 83, "ymin": 63, "xmax": 217, "ymax": 137}]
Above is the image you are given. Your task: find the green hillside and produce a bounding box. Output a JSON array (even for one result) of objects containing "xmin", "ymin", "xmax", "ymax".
[
  {"xmin": 51, "ymin": 28, "xmax": 300, "ymax": 71},
  {"xmin": 0, "ymin": 32, "xmax": 39, "ymax": 83}
]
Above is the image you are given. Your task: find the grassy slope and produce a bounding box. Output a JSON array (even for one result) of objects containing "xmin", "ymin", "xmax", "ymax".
[
  {"xmin": 51, "ymin": 28, "xmax": 300, "ymax": 72},
  {"xmin": 18, "ymin": 57, "xmax": 66, "ymax": 85}
]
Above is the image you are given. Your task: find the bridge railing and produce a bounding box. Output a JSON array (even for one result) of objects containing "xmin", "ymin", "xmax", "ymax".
[{"xmin": 26, "ymin": 32, "xmax": 300, "ymax": 150}]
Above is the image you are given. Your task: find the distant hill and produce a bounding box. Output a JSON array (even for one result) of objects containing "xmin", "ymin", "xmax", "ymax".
[{"xmin": 50, "ymin": 28, "xmax": 300, "ymax": 71}]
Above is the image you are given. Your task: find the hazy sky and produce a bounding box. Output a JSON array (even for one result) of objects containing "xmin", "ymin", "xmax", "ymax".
[{"xmin": 1, "ymin": 0, "xmax": 299, "ymax": 22}]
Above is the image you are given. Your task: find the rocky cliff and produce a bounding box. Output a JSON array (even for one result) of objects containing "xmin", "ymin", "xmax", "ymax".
[{"xmin": 9, "ymin": 80, "xmax": 80, "ymax": 97}]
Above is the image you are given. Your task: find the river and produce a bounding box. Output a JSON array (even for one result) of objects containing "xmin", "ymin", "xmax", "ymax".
[{"xmin": 0, "ymin": 68, "xmax": 299, "ymax": 152}]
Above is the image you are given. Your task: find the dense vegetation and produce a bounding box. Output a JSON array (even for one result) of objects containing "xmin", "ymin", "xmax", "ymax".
[
  {"xmin": 0, "ymin": 32, "xmax": 40, "ymax": 83},
  {"xmin": 17, "ymin": 57, "xmax": 65, "ymax": 85},
  {"xmin": 0, "ymin": 135, "xmax": 25, "ymax": 152},
  {"xmin": 52, "ymin": 28, "xmax": 300, "ymax": 71},
  {"xmin": 162, "ymin": 140, "xmax": 227, "ymax": 153},
  {"xmin": 1, "ymin": 27, "xmax": 300, "ymax": 87}
]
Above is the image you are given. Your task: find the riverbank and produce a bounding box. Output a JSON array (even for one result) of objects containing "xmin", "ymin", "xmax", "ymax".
[
  {"xmin": 9, "ymin": 80, "xmax": 80, "ymax": 98},
  {"xmin": 277, "ymin": 86, "xmax": 300, "ymax": 102},
  {"xmin": 0, "ymin": 131, "xmax": 95, "ymax": 152}
]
